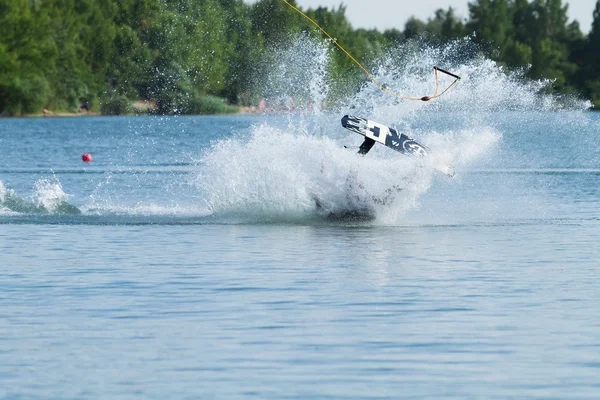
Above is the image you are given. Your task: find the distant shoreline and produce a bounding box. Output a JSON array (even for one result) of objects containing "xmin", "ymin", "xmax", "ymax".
[{"xmin": 5, "ymin": 109, "xmax": 597, "ymax": 118}]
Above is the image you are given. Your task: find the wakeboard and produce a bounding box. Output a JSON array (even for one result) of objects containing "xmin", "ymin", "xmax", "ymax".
[{"xmin": 341, "ymin": 115, "xmax": 454, "ymax": 177}]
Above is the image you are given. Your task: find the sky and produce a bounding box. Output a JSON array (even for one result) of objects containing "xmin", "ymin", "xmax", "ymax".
[{"xmin": 260, "ymin": 0, "xmax": 597, "ymax": 34}]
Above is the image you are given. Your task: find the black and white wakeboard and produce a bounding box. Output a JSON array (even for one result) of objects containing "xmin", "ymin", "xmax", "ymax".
[{"xmin": 341, "ymin": 115, "xmax": 455, "ymax": 177}]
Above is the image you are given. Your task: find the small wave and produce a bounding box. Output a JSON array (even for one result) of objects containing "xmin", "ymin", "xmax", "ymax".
[{"xmin": 0, "ymin": 179, "xmax": 81, "ymax": 216}]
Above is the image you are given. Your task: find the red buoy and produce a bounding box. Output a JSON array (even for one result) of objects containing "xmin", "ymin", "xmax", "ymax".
[
  {"xmin": 82, "ymin": 153, "xmax": 92, "ymax": 162},
  {"xmin": 421, "ymin": 96, "xmax": 431, "ymax": 102}
]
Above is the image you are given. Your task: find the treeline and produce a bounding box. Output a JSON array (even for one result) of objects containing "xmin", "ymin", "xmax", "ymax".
[{"xmin": 0, "ymin": 0, "xmax": 598, "ymax": 115}]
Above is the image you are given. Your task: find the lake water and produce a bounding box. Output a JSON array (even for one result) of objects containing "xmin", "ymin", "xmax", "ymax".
[{"xmin": 1, "ymin": 109, "xmax": 599, "ymax": 399}]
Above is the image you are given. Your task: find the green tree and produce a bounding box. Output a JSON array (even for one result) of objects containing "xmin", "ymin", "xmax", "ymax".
[
  {"xmin": 44, "ymin": 0, "xmax": 102, "ymax": 111},
  {"xmin": 467, "ymin": 0, "xmax": 515, "ymax": 58},
  {"xmin": 467, "ymin": 0, "xmax": 578, "ymax": 92},
  {"xmin": 219, "ymin": 0, "xmax": 256, "ymax": 103},
  {"xmin": 251, "ymin": 0, "xmax": 305, "ymax": 45},
  {"xmin": 581, "ymin": 0, "xmax": 600, "ymax": 106},
  {"xmin": 0, "ymin": 0, "xmax": 597, "ymax": 114},
  {"xmin": 0, "ymin": 0, "xmax": 56, "ymax": 114},
  {"xmin": 306, "ymin": 5, "xmax": 387, "ymax": 102},
  {"xmin": 525, "ymin": 0, "xmax": 576, "ymax": 90}
]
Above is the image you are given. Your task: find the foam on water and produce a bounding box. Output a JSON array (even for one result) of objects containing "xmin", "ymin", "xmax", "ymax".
[
  {"xmin": 0, "ymin": 178, "xmax": 81, "ymax": 216},
  {"xmin": 31, "ymin": 177, "xmax": 75, "ymax": 213},
  {"xmin": 192, "ymin": 120, "xmax": 500, "ymax": 224},
  {"xmin": 0, "ymin": 181, "xmax": 18, "ymax": 216}
]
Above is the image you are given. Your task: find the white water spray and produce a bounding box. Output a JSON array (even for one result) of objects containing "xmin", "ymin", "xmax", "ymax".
[{"xmin": 193, "ymin": 36, "xmax": 526, "ymax": 223}]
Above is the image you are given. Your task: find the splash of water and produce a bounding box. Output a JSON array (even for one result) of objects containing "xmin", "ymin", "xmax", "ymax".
[
  {"xmin": 0, "ymin": 181, "xmax": 6, "ymax": 203},
  {"xmin": 247, "ymin": 33, "xmax": 331, "ymax": 114},
  {"xmin": 343, "ymin": 37, "xmax": 591, "ymax": 117},
  {"xmin": 194, "ymin": 36, "xmax": 536, "ymax": 223},
  {"xmin": 0, "ymin": 178, "xmax": 81, "ymax": 215},
  {"xmin": 193, "ymin": 120, "xmax": 501, "ymax": 223},
  {"xmin": 0, "ymin": 181, "xmax": 40, "ymax": 215},
  {"xmin": 0, "ymin": 181, "xmax": 17, "ymax": 215}
]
